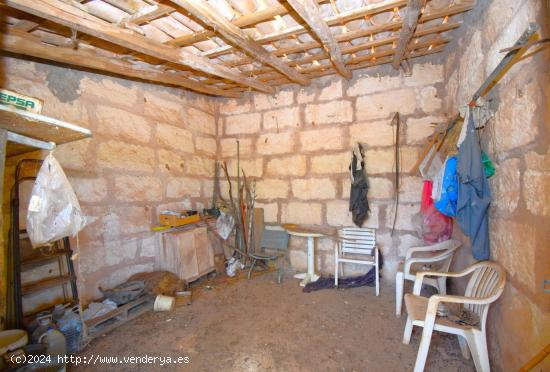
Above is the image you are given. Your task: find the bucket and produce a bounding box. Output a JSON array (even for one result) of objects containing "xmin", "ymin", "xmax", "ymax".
[{"xmin": 154, "ymin": 295, "xmax": 175, "ymax": 312}]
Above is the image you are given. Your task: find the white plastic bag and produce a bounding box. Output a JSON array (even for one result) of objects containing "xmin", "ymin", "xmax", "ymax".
[
  {"xmin": 225, "ymin": 257, "xmax": 244, "ymax": 277},
  {"xmin": 216, "ymin": 211, "xmax": 235, "ymax": 240},
  {"xmin": 27, "ymin": 153, "xmax": 86, "ymax": 247}
]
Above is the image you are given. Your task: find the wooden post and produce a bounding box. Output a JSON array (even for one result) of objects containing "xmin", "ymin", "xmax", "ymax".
[
  {"xmin": 392, "ymin": 0, "xmax": 425, "ymax": 69},
  {"xmin": 0, "ymin": 129, "xmax": 7, "ymax": 329}
]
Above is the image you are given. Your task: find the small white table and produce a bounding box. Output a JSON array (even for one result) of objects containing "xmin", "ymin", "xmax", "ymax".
[{"xmin": 283, "ymin": 226, "xmax": 326, "ymax": 287}]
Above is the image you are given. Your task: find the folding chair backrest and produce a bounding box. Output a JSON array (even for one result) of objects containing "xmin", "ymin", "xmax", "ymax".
[
  {"xmin": 340, "ymin": 227, "xmax": 376, "ymax": 255},
  {"xmin": 464, "ymin": 262, "xmax": 506, "ymax": 328},
  {"xmin": 260, "ymin": 227, "xmax": 290, "ymax": 252}
]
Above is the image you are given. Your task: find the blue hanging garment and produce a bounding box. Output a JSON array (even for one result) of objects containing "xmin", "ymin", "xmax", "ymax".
[
  {"xmin": 434, "ymin": 156, "xmax": 458, "ymax": 217},
  {"xmin": 456, "ymin": 112, "xmax": 491, "ymax": 260}
]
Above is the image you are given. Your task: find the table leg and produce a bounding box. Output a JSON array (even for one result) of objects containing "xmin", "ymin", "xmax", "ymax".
[{"xmin": 299, "ymin": 237, "xmax": 320, "ymax": 286}]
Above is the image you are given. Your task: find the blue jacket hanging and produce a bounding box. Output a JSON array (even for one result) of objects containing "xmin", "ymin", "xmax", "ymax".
[
  {"xmin": 456, "ymin": 112, "xmax": 491, "ymax": 260},
  {"xmin": 434, "ymin": 156, "xmax": 458, "ymax": 217}
]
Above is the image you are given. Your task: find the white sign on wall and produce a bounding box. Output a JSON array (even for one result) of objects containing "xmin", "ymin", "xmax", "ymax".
[{"xmin": 0, "ymin": 88, "xmax": 43, "ymax": 114}]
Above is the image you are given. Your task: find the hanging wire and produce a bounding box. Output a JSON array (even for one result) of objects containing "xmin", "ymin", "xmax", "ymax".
[{"xmin": 390, "ymin": 112, "xmax": 401, "ymax": 236}]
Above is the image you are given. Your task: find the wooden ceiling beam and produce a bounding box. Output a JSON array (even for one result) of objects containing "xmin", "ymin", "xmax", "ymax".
[
  {"xmin": 166, "ymin": 0, "xmax": 330, "ymax": 47},
  {"xmin": 205, "ymin": 0, "xmax": 472, "ymax": 64},
  {"xmin": 4, "ymin": 0, "xmax": 272, "ymax": 93},
  {"xmin": 101, "ymin": 0, "xmax": 142, "ymax": 14},
  {"xmin": 287, "ymin": 0, "xmax": 351, "ymax": 79},
  {"xmin": 348, "ymin": 37, "xmax": 448, "ymax": 66},
  {"xmin": 293, "ymin": 21, "xmax": 459, "ymax": 66},
  {"xmin": 127, "ymin": 4, "xmax": 176, "ymax": 25},
  {"xmin": 350, "ymin": 44, "xmax": 445, "ymax": 71},
  {"xmin": 204, "ymin": 0, "xmax": 408, "ymax": 59},
  {"xmin": 237, "ymin": 21, "xmax": 458, "ymax": 76},
  {"xmin": 392, "ymin": 0, "xmax": 425, "ymax": 69},
  {"xmin": 221, "ymin": 0, "xmax": 469, "ymax": 69},
  {"xmin": 12, "ymin": 19, "xmax": 40, "ymax": 31},
  {"xmin": 0, "ymin": 30, "xmax": 239, "ymax": 97},
  {"xmin": 252, "ymin": 35, "xmax": 448, "ymax": 78},
  {"xmin": 266, "ymin": 43, "xmax": 446, "ymax": 86},
  {"xmin": 170, "ymin": 0, "xmax": 310, "ymax": 85}
]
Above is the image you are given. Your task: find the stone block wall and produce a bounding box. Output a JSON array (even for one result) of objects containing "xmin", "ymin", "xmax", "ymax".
[
  {"xmin": 442, "ymin": 0, "xmax": 550, "ymax": 370},
  {"xmin": 1, "ymin": 57, "xmax": 217, "ymax": 305},
  {"xmin": 217, "ymin": 62, "xmax": 447, "ymax": 281}
]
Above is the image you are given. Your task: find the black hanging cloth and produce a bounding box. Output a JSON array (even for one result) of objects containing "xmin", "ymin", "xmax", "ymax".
[{"xmin": 349, "ymin": 143, "xmax": 370, "ymax": 227}]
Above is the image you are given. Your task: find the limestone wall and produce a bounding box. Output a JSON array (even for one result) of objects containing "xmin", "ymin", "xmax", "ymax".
[
  {"xmin": 217, "ymin": 62, "xmax": 446, "ymax": 281},
  {"xmin": 1, "ymin": 57, "xmax": 217, "ymax": 305},
  {"xmin": 442, "ymin": 0, "xmax": 550, "ymax": 369}
]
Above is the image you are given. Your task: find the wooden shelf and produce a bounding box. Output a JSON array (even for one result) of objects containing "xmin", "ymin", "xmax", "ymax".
[
  {"xmin": 22, "ymin": 275, "xmax": 73, "ymax": 296},
  {"xmin": 21, "ymin": 250, "xmax": 69, "ymax": 270},
  {"xmin": 0, "ymin": 105, "xmax": 91, "ymax": 156}
]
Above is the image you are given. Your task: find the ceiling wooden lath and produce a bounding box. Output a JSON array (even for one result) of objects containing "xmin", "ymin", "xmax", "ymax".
[{"xmin": 0, "ymin": 0, "xmax": 476, "ymax": 97}]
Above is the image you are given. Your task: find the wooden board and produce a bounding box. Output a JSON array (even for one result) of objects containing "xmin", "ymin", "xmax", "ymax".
[
  {"xmin": 22, "ymin": 275, "xmax": 73, "ymax": 295},
  {"xmin": 0, "ymin": 105, "xmax": 91, "ymax": 156},
  {"xmin": 282, "ymin": 224, "xmax": 337, "ymax": 237},
  {"xmin": 253, "ymin": 208, "xmax": 265, "ymax": 254}
]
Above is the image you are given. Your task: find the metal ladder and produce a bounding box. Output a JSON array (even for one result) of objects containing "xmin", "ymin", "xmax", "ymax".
[{"xmin": 6, "ymin": 159, "xmax": 79, "ymax": 328}]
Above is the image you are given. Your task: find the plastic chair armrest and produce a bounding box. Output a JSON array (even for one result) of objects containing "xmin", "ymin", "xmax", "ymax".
[
  {"xmin": 403, "ymin": 252, "xmax": 452, "ymax": 276},
  {"xmin": 425, "ymin": 294, "xmax": 497, "ymax": 316},
  {"xmin": 412, "ymin": 265, "xmax": 481, "ymax": 294}
]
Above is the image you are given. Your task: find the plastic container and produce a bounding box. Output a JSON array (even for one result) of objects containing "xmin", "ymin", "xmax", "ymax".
[
  {"xmin": 52, "ymin": 304, "xmax": 65, "ymax": 322},
  {"xmin": 31, "ymin": 314, "xmax": 57, "ymax": 344},
  {"xmin": 153, "ymin": 295, "xmax": 175, "ymax": 312},
  {"xmin": 56, "ymin": 307, "xmax": 82, "ymax": 354}
]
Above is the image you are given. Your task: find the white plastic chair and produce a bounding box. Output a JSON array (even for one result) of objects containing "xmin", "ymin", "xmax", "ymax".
[
  {"xmin": 395, "ymin": 239, "xmax": 462, "ymax": 316},
  {"xmin": 402, "ymin": 261, "xmax": 506, "ymax": 372},
  {"xmin": 334, "ymin": 227, "xmax": 379, "ymax": 296}
]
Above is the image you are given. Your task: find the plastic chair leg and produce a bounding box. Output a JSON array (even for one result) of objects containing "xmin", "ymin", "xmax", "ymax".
[
  {"xmin": 458, "ymin": 335, "xmax": 471, "ymax": 360},
  {"xmin": 395, "ymin": 271, "xmax": 404, "ymax": 316},
  {"xmin": 467, "ymin": 332, "xmax": 490, "ymax": 372},
  {"xmin": 403, "ymin": 316, "xmax": 414, "ymax": 344},
  {"xmin": 413, "ymin": 317, "xmax": 435, "ymax": 372}
]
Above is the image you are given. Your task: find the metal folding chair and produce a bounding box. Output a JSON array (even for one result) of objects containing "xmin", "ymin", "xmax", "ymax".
[{"xmin": 248, "ymin": 226, "xmax": 290, "ymax": 284}]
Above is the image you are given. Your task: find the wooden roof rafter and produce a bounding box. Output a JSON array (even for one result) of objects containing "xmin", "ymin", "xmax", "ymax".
[
  {"xmin": 170, "ymin": 0, "xmax": 310, "ymax": 85},
  {"xmin": 0, "ymin": 29, "xmax": 240, "ymax": 97},
  {"xmin": 392, "ymin": 0, "xmax": 425, "ymax": 69},
  {"xmin": 215, "ymin": 12, "xmax": 462, "ymax": 80},
  {"xmin": 0, "ymin": 0, "xmax": 477, "ymax": 97},
  {"xmin": 228, "ymin": 0, "xmax": 471, "ymax": 63},
  {"xmin": 203, "ymin": 0, "xmax": 409, "ymax": 59},
  {"xmin": 287, "ymin": 0, "xmax": 351, "ymax": 79},
  {"xmin": 4, "ymin": 0, "xmax": 272, "ymax": 93},
  {"xmin": 165, "ymin": 0, "xmax": 332, "ymax": 47}
]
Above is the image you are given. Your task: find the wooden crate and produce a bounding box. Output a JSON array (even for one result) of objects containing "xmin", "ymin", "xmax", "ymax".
[{"xmin": 159, "ymin": 227, "xmax": 215, "ymax": 283}]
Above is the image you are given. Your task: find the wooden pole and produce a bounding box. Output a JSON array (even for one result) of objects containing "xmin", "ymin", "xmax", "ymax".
[
  {"xmin": 0, "ymin": 130, "xmax": 6, "ymax": 329},
  {"xmin": 470, "ymin": 23, "xmax": 540, "ymax": 103}
]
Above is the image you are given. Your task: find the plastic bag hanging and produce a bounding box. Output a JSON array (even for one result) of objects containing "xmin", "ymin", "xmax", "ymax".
[{"xmin": 26, "ymin": 153, "xmax": 86, "ymax": 247}]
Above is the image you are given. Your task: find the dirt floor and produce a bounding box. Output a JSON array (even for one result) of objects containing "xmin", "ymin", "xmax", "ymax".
[{"xmin": 75, "ymin": 271, "xmax": 475, "ymax": 371}]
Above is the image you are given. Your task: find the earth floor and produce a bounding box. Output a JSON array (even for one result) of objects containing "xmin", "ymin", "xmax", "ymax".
[{"xmin": 75, "ymin": 270, "xmax": 475, "ymax": 371}]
